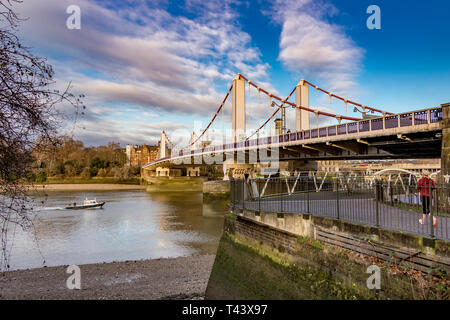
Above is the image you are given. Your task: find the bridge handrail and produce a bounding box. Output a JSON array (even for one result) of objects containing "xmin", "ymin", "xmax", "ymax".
[
  {"xmin": 230, "ymin": 177, "xmax": 450, "ymax": 241},
  {"xmin": 143, "ymin": 106, "xmax": 442, "ymax": 168}
]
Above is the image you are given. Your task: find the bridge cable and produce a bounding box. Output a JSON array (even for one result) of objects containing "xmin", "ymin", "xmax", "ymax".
[
  {"xmin": 239, "ymin": 74, "xmax": 362, "ymax": 122},
  {"xmin": 302, "ymin": 79, "xmax": 394, "ymax": 116},
  {"xmin": 186, "ymin": 84, "xmax": 233, "ymax": 149},
  {"xmin": 245, "ymin": 86, "xmax": 296, "ymax": 141}
]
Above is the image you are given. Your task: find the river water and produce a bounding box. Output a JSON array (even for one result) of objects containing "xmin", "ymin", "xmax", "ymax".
[{"xmin": 7, "ymin": 190, "xmax": 225, "ymax": 270}]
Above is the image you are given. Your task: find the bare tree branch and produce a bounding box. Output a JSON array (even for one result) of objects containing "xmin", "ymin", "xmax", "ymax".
[{"xmin": 0, "ymin": 0, "xmax": 84, "ymax": 270}]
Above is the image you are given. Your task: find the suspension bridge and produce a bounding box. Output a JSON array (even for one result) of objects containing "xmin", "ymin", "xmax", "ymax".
[{"xmin": 142, "ymin": 73, "xmax": 447, "ymax": 180}]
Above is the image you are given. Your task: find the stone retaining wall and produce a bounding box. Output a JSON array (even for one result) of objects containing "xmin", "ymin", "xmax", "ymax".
[{"xmin": 205, "ymin": 213, "xmax": 450, "ymax": 300}]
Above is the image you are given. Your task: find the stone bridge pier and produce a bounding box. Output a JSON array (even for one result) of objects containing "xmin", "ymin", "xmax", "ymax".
[
  {"xmin": 223, "ymin": 161, "xmax": 256, "ymax": 180},
  {"xmin": 186, "ymin": 166, "xmax": 201, "ymax": 177}
]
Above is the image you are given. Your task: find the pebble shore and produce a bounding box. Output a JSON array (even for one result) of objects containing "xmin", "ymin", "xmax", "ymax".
[{"xmin": 0, "ymin": 255, "xmax": 215, "ymax": 300}]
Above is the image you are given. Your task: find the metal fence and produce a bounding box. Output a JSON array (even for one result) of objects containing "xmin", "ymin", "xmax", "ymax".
[{"xmin": 230, "ymin": 176, "xmax": 450, "ymax": 241}]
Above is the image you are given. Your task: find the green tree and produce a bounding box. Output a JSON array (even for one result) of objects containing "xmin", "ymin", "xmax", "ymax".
[
  {"xmin": 91, "ymin": 157, "xmax": 106, "ymax": 169},
  {"xmin": 89, "ymin": 166, "xmax": 99, "ymax": 177}
]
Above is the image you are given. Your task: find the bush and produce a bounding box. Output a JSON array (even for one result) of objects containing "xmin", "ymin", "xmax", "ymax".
[
  {"xmin": 129, "ymin": 166, "xmax": 140, "ymax": 176},
  {"xmin": 64, "ymin": 165, "xmax": 76, "ymax": 177},
  {"xmin": 113, "ymin": 166, "xmax": 131, "ymax": 180},
  {"xmin": 109, "ymin": 166, "xmax": 121, "ymax": 178},
  {"xmin": 56, "ymin": 163, "xmax": 65, "ymax": 175},
  {"xmin": 91, "ymin": 157, "xmax": 106, "ymax": 169},
  {"xmin": 89, "ymin": 166, "xmax": 99, "ymax": 177},
  {"xmin": 97, "ymin": 168, "xmax": 107, "ymax": 177},
  {"xmin": 80, "ymin": 167, "xmax": 91, "ymax": 179},
  {"xmin": 36, "ymin": 171, "xmax": 47, "ymax": 183}
]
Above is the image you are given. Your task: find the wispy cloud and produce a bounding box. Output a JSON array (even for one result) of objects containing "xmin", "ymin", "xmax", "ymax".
[
  {"xmin": 268, "ymin": 0, "xmax": 364, "ymax": 97},
  {"xmin": 15, "ymin": 0, "xmax": 270, "ymax": 145}
]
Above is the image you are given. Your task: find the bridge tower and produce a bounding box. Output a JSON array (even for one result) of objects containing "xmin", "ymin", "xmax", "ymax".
[
  {"xmin": 159, "ymin": 131, "xmax": 167, "ymax": 159},
  {"xmin": 296, "ymin": 80, "xmax": 310, "ymax": 131},
  {"xmin": 190, "ymin": 132, "xmax": 196, "ymax": 152},
  {"xmin": 232, "ymin": 73, "xmax": 246, "ymax": 143}
]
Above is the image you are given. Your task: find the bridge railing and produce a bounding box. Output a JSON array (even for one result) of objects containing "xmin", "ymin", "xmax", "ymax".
[
  {"xmin": 145, "ymin": 106, "xmax": 443, "ymax": 167},
  {"xmin": 230, "ymin": 176, "xmax": 450, "ymax": 241}
]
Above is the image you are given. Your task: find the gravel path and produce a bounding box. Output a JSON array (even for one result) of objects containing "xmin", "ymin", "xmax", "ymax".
[{"xmin": 0, "ymin": 254, "xmax": 215, "ymax": 300}]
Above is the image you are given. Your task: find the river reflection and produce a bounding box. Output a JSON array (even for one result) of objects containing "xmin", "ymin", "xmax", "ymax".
[{"xmin": 7, "ymin": 190, "xmax": 224, "ymax": 270}]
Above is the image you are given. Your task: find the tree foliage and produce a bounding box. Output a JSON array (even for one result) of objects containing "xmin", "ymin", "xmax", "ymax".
[{"xmin": 33, "ymin": 136, "xmax": 127, "ymax": 179}]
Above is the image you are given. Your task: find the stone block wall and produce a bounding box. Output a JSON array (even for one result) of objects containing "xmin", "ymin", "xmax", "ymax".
[{"xmin": 205, "ymin": 213, "xmax": 450, "ymax": 300}]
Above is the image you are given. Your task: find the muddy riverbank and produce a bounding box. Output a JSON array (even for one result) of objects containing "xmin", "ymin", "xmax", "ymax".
[
  {"xmin": 0, "ymin": 254, "xmax": 215, "ymax": 300},
  {"xmin": 31, "ymin": 184, "xmax": 147, "ymax": 191}
]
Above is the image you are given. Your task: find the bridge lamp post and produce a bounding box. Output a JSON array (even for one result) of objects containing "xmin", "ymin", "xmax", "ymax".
[
  {"xmin": 353, "ymin": 106, "xmax": 376, "ymax": 119},
  {"xmin": 271, "ymin": 101, "xmax": 287, "ymax": 134}
]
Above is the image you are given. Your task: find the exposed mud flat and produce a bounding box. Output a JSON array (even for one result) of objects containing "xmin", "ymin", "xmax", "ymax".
[{"xmin": 0, "ymin": 254, "xmax": 215, "ymax": 300}]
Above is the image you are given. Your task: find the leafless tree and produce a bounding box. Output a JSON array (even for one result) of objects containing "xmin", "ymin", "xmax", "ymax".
[{"xmin": 0, "ymin": 0, "xmax": 84, "ymax": 270}]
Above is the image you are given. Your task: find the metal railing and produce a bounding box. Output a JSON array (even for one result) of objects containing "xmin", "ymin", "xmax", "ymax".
[{"xmin": 230, "ymin": 176, "xmax": 450, "ymax": 241}]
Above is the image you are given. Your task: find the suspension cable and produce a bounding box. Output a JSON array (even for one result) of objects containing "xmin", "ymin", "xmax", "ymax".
[
  {"xmin": 238, "ymin": 74, "xmax": 362, "ymax": 121},
  {"xmin": 302, "ymin": 79, "xmax": 393, "ymax": 115}
]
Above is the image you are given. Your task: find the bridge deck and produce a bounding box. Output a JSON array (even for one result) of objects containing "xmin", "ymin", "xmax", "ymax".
[{"xmin": 144, "ymin": 106, "xmax": 443, "ymax": 168}]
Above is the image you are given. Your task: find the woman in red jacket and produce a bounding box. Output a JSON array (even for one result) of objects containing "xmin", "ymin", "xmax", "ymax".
[{"xmin": 417, "ymin": 171, "xmax": 437, "ymax": 226}]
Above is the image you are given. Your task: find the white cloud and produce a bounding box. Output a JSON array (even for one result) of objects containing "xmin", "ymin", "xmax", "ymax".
[
  {"xmin": 15, "ymin": 0, "xmax": 270, "ymax": 145},
  {"xmin": 269, "ymin": 0, "xmax": 364, "ymax": 97}
]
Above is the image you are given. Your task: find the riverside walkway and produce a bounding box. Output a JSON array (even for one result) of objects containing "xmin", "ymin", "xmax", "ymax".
[{"xmin": 233, "ymin": 183, "xmax": 450, "ymax": 241}]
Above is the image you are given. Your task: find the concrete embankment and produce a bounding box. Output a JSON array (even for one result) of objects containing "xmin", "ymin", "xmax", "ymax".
[
  {"xmin": 202, "ymin": 180, "xmax": 230, "ymax": 194},
  {"xmin": 205, "ymin": 213, "xmax": 450, "ymax": 300},
  {"xmin": 202, "ymin": 180, "xmax": 230, "ymax": 216},
  {"xmin": 143, "ymin": 177, "xmax": 230, "ymax": 215},
  {"xmin": 145, "ymin": 177, "xmax": 205, "ymax": 192},
  {"xmin": 144, "ymin": 177, "xmax": 230, "ymax": 193}
]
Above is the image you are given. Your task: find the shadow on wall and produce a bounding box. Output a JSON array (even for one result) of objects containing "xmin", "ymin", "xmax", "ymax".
[{"xmin": 205, "ymin": 215, "xmax": 450, "ymax": 300}]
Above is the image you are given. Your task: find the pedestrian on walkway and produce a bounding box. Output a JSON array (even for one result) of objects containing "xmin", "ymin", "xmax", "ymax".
[{"xmin": 418, "ymin": 171, "xmax": 437, "ymax": 226}]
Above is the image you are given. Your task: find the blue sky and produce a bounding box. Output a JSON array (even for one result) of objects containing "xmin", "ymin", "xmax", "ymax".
[{"xmin": 12, "ymin": 0, "xmax": 450, "ymax": 146}]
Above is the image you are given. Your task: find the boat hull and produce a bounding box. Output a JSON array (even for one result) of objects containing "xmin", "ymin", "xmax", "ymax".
[{"xmin": 65, "ymin": 202, "xmax": 105, "ymax": 210}]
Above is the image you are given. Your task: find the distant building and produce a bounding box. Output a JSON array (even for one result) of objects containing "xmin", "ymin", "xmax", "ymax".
[
  {"xmin": 318, "ymin": 159, "xmax": 440, "ymax": 174},
  {"xmin": 126, "ymin": 143, "xmax": 170, "ymax": 167}
]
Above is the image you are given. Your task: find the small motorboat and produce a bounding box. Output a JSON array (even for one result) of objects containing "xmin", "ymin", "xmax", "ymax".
[{"xmin": 65, "ymin": 198, "xmax": 105, "ymax": 210}]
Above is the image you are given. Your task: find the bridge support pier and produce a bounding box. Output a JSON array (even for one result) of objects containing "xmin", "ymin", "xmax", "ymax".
[
  {"xmin": 156, "ymin": 166, "xmax": 182, "ymax": 177},
  {"xmin": 223, "ymin": 160, "xmax": 256, "ymax": 180},
  {"xmin": 441, "ymin": 103, "xmax": 450, "ymax": 186},
  {"xmin": 186, "ymin": 166, "xmax": 201, "ymax": 177}
]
